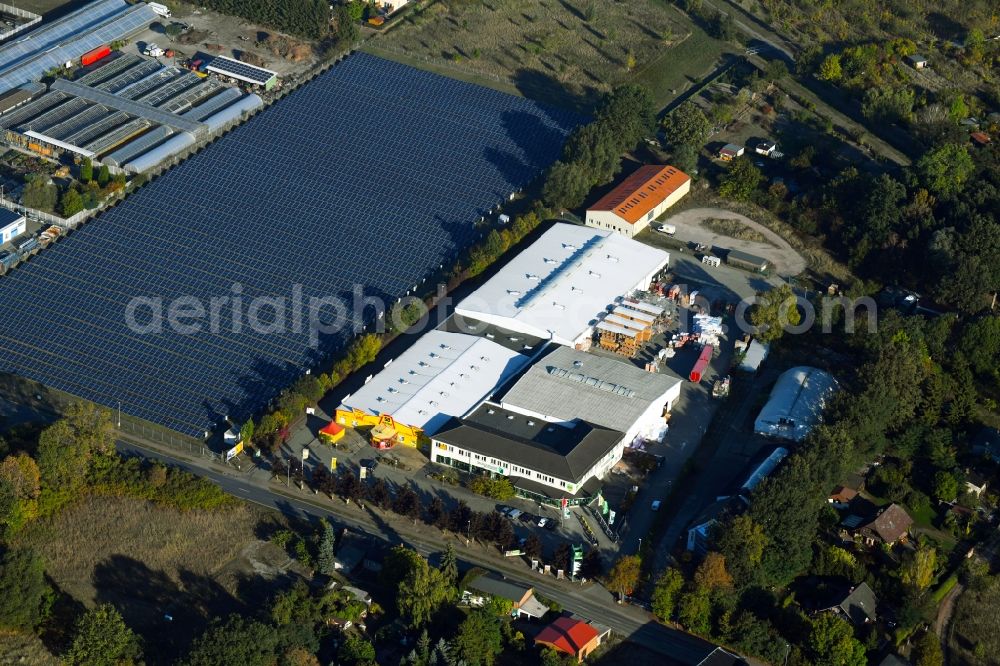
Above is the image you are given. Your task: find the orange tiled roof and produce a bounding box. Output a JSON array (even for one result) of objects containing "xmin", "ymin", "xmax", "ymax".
[{"xmin": 589, "ymin": 165, "xmax": 690, "ymax": 225}]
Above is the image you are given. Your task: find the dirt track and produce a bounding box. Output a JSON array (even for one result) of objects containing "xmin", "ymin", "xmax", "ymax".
[{"xmin": 661, "ymin": 207, "xmax": 807, "ymax": 277}]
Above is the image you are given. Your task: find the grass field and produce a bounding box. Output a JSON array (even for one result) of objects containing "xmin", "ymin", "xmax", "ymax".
[
  {"xmin": 631, "ymin": 26, "xmax": 735, "ymax": 110},
  {"xmin": 0, "ymin": 631, "xmax": 58, "ymax": 666},
  {"xmin": 372, "ymin": 0, "xmax": 728, "ymax": 111},
  {"xmin": 15, "ymin": 497, "xmax": 300, "ymax": 662},
  {"xmin": 949, "ymin": 576, "xmax": 1000, "ymax": 665}
]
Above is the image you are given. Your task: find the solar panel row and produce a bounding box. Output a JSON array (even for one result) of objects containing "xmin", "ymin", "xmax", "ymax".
[{"xmin": 0, "ymin": 53, "xmax": 579, "ymax": 437}]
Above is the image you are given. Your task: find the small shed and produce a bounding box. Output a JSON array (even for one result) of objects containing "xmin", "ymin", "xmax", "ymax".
[
  {"xmin": 755, "ymin": 141, "xmax": 777, "ymax": 156},
  {"xmin": 739, "ymin": 338, "xmax": 769, "ymax": 372},
  {"xmin": 725, "ymin": 249, "xmax": 769, "ymax": 273},
  {"xmin": 719, "ymin": 143, "xmax": 744, "ymax": 161},
  {"xmin": 906, "ymin": 54, "xmax": 928, "ymax": 69}
]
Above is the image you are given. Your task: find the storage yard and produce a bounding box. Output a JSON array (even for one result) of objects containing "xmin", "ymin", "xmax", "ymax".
[{"xmin": 0, "ymin": 52, "xmax": 577, "ymax": 437}]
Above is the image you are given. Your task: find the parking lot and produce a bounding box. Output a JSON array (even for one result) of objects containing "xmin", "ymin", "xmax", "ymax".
[{"xmin": 272, "ymin": 416, "xmax": 616, "ymax": 561}]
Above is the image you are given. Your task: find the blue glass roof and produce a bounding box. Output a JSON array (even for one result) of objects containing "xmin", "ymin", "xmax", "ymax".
[
  {"xmin": 0, "ymin": 53, "xmax": 579, "ymax": 436},
  {"xmin": 0, "ymin": 0, "xmax": 157, "ymax": 94}
]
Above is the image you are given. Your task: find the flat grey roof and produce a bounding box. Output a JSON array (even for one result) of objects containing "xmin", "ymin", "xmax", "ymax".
[
  {"xmin": 725, "ymin": 248, "xmax": 768, "ymax": 267},
  {"xmin": 499, "ymin": 345, "xmax": 682, "ymax": 433}
]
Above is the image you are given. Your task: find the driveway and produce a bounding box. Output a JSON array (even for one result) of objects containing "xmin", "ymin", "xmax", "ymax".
[{"xmin": 661, "ymin": 207, "xmax": 806, "ymax": 277}]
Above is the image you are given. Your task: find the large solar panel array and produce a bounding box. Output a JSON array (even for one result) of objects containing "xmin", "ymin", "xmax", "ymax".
[{"xmin": 0, "ymin": 53, "xmax": 579, "ymax": 437}]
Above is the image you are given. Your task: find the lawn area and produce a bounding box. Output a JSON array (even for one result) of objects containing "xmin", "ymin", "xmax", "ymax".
[
  {"xmin": 632, "ymin": 24, "xmax": 734, "ymax": 110},
  {"xmin": 372, "ymin": 0, "xmax": 726, "ymax": 112},
  {"xmin": 15, "ymin": 497, "xmax": 301, "ymax": 663}
]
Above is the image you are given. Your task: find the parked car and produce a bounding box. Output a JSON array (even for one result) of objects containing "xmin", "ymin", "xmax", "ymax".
[
  {"xmin": 537, "ymin": 517, "xmax": 549, "ymax": 528},
  {"xmin": 544, "ymin": 519, "xmax": 558, "ymax": 531},
  {"xmin": 496, "ymin": 505, "xmax": 515, "ymax": 516},
  {"xmin": 360, "ymin": 458, "xmax": 378, "ymax": 471},
  {"xmin": 519, "ymin": 512, "xmax": 536, "ymax": 524},
  {"xmin": 651, "ymin": 500, "xmax": 662, "ymax": 511},
  {"xmin": 507, "ymin": 509, "xmax": 523, "ymax": 520}
]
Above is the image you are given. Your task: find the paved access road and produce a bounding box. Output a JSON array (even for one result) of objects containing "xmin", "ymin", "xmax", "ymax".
[{"xmin": 116, "ymin": 438, "xmax": 717, "ymax": 665}]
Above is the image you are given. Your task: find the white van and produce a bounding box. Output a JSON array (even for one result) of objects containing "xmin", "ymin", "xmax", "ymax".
[{"xmin": 656, "ymin": 223, "xmax": 676, "ymax": 236}]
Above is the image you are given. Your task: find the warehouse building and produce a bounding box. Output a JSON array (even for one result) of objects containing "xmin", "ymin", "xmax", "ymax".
[
  {"xmin": 498, "ymin": 345, "xmax": 683, "ymax": 447},
  {"xmin": 584, "ymin": 165, "xmax": 690, "ymax": 238},
  {"xmin": 334, "ymin": 326, "xmax": 545, "ymax": 447},
  {"xmin": 754, "ymin": 366, "xmax": 837, "ymax": 442},
  {"xmin": 0, "ymin": 0, "xmax": 156, "ymax": 95},
  {"xmin": 455, "ymin": 223, "xmax": 669, "ymax": 347},
  {"xmin": 431, "ymin": 403, "xmax": 623, "ymax": 504},
  {"xmin": 0, "ymin": 53, "xmax": 261, "ymax": 172}
]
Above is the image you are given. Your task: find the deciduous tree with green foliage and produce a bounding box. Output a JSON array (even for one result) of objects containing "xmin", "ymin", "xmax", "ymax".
[
  {"xmin": 64, "ymin": 603, "xmax": 142, "ymax": 666},
  {"xmin": 917, "ymin": 144, "xmax": 975, "ymax": 198},
  {"xmin": 662, "ymin": 101, "xmax": 710, "ymax": 147},
  {"xmin": 807, "ymin": 614, "xmax": 866, "ymax": 666},
  {"xmin": 337, "ymin": 635, "xmax": 376, "ymax": 665},
  {"xmin": 0, "ymin": 548, "xmax": 50, "ymax": 630},
  {"xmin": 651, "ymin": 567, "xmax": 684, "ymax": 621},
  {"xmin": 718, "ymin": 156, "xmax": 762, "ymax": 201},
  {"xmin": 453, "ymin": 609, "xmax": 503, "ymax": 666},
  {"xmin": 393, "ymin": 548, "xmax": 450, "ymax": 627},
  {"xmin": 749, "ymin": 284, "xmax": 801, "ymax": 344},
  {"xmin": 714, "ymin": 514, "xmax": 767, "ymax": 588},
  {"xmin": 80, "ymin": 157, "xmax": 93, "ymax": 183}
]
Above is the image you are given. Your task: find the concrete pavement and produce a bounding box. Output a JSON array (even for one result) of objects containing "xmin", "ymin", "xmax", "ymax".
[{"xmin": 115, "ymin": 435, "xmax": 718, "ymax": 664}]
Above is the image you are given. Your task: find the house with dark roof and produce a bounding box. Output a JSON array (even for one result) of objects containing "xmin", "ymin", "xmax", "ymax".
[
  {"xmin": 431, "ymin": 403, "xmax": 624, "ymax": 505},
  {"xmin": 333, "ymin": 529, "xmax": 385, "ymax": 573},
  {"xmin": 534, "ymin": 616, "xmax": 607, "ymax": 662},
  {"xmin": 463, "ymin": 573, "xmax": 549, "ymax": 619},
  {"xmin": 850, "ymin": 503, "xmax": 913, "ymax": 546},
  {"xmin": 822, "ymin": 582, "xmax": 877, "ymax": 625}
]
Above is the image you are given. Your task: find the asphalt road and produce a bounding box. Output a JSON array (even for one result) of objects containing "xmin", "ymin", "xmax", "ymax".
[{"xmin": 116, "ymin": 437, "xmax": 717, "ymax": 665}]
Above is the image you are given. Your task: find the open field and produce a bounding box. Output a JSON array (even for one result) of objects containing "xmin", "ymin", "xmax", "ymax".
[
  {"xmin": 949, "ymin": 576, "xmax": 1000, "ymax": 665},
  {"xmin": 373, "ymin": 0, "xmax": 728, "ymax": 111},
  {"xmin": 632, "ymin": 27, "xmax": 736, "ymax": 110},
  {"xmin": 15, "ymin": 497, "xmax": 302, "ymax": 662},
  {"xmin": 0, "ymin": 631, "xmax": 58, "ymax": 666}
]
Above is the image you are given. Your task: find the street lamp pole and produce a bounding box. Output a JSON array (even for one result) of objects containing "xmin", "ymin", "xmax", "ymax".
[{"xmin": 117, "ymin": 400, "xmax": 121, "ymax": 428}]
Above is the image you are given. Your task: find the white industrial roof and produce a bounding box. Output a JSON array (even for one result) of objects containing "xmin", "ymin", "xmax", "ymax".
[
  {"xmin": 455, "ymin": 223, "xmax": 669, "ymax": 345},
  {"xmin": 338, "ymin": 330, "xmax": 533, "ymax": 435},
  {"xmin": 754, "ymin": 366, "xmax": 837, "ymax": 442}
]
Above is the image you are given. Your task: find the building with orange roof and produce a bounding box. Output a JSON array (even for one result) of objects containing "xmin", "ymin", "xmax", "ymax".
[
  {"xmin": 585, "ymin": 164, "xmax": 691, "ymax": 238},
  {"xmin": 534, "ymin": 616, "xmax": 605, "ymax": 662}
]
